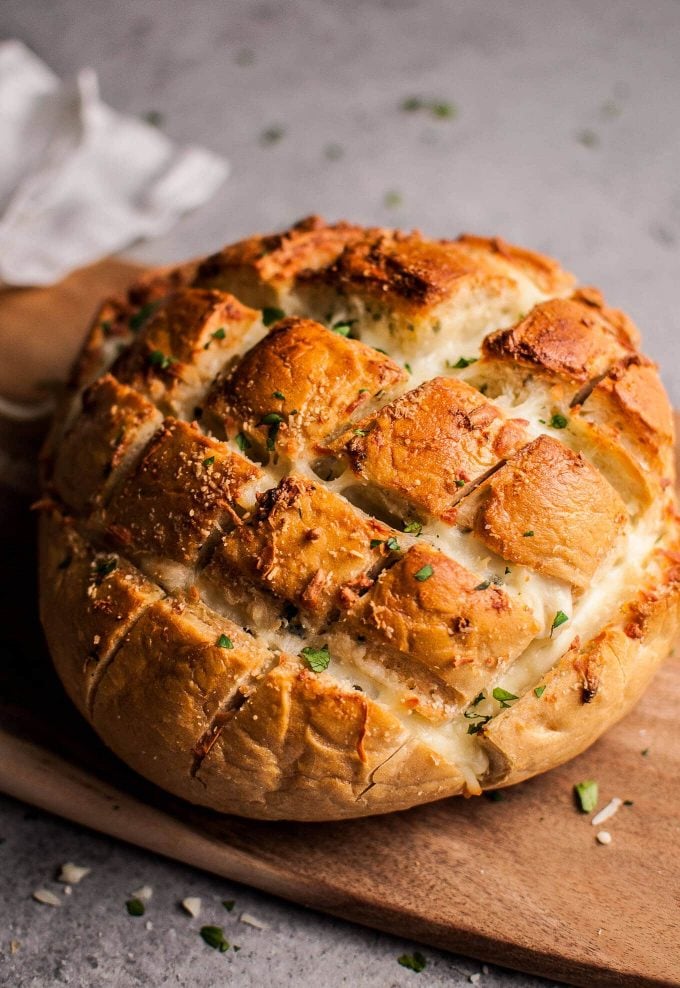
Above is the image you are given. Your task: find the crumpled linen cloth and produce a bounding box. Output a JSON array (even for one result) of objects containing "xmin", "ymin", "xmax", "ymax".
[{"xmin": 0, "ymin": 40, "xmax": 228, "ymax": 286}]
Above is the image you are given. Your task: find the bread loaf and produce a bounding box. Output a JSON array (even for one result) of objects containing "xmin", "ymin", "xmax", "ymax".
[{"xmin": 39, "ymin": 217, "xmax": 680, "ymax": 820}]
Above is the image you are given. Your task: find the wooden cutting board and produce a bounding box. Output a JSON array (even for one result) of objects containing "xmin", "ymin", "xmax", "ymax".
[{"xmin": 1, "ymin": 262, "xmax": 679, "ymax": 988}]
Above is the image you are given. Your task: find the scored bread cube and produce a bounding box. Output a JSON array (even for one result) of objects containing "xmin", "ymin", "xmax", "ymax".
[
  {"xmin": 38, "ymin": 511, "xmax": 163, "ymax": 717},
  {"xmin": 453, "ymin": 434, "xmax": 628, "ymax": 590},
  {"xmin": 101, "ymin": 419, "xmax": 261, "ymax": 567},
  {"xmin": 193, "ymin": 215, "xmax": 364, "ymax": 309},
  {"xmin": 112, "ymin": 288, "xmax": 260, "ymax": 418},
  {"xmin": 340, "ymin": 543, "xmax": 538, "ymax": 713},
  {"xmin": 51, "ymin": 375, "xmax": 163, "ymax": 513},
  {"xmin": 328, "ymin": 376, "xmax": 529, "ymax": 522},
  {"xmin": 205, "ymin": 473, "xmax": 395, "ymax": 620},
  {"xmin": 204, "ymin": 317, "xmax": 407, "ymax": 458}
]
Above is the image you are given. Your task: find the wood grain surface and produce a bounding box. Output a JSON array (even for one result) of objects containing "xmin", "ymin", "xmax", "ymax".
[{"xmin": 1, "ymin": 261, "xmax": 678, "ymax": 988}]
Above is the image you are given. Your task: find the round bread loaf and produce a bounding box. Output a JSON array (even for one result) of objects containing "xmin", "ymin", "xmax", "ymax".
[{"xmin": 39, "ymin": 217, "xmax": 680, "ymax": 820}]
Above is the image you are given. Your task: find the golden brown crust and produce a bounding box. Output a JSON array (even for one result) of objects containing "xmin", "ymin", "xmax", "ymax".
[
  {"xmin": 327, "ymin": 376, "xmax": 530, "ymax": 521},
  {"xmin": 453, "ymin": 435, "xmax": 628, "ymax": 590},
  {"xmin": 101, "ymin": 418, "xmax": 261, "ymax": 566},
  {"xmin": 204, "ymin": 317, "xmax": 406, "ymax": 457},
  {"xmin": 39, "ymin": 216, "xmax": 680, "ymax": 821},
  {"xmin": 340, "ymin": 543, "xmax": 539, "ymax": 711}
]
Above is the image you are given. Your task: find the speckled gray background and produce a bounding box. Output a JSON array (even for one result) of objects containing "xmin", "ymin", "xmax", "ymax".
[{"xmin": 1, "ymin": 0, "xmax": 679, "ymax": 985}]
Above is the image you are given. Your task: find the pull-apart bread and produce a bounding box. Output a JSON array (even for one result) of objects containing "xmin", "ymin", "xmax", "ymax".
[{"xmin": 39, "ymin": 217, "xmax": 680, "ymax": 820}]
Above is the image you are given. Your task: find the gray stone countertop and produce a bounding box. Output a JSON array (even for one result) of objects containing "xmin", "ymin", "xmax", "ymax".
[{"xmin": 1, "ymin": 0, "xmax": 679, "ymax": 985}]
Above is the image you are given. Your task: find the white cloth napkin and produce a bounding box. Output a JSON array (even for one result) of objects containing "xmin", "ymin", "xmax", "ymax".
[{"xmin": 0, "ymin": 40, "xmax": 229, "ymax": 286}]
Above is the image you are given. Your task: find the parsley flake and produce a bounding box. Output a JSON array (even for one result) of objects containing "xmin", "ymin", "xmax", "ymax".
[
  {"xmin": 549, "ymin": 412, "xmax": 568, "ymax": 429},
  {"xmin": 370, "ymin": 539, "xmax": 383, "ymax": 549},
  {"xmin": 261, "ymin": 412, "xmax": 284, "ymax": 425},
  {"xmin": 262, "ymin": 306, "xmax": 285, "ymax": 326},
  {"xmin": 202, "ymin": 456, "xmax": 215, "ymax": 467},
  {"xmin": 129, "ymin": 301, "xmax": 161, "ymax": 332},
  {"xmin": 261, "ymin": 125, "xmax": 285, "ymax": 145},
  {"xmin": 148, "ymin": 349, "xmax": 178, "ymax": 371},
  {"xmin": 403, "ymin": 520, "xmax": 422, "ymax": 536},
  {"xmin": 475, "ymin": 580, "xmax": 491, "ymax": 591},
  {"xmin": 301, "ymin": 644, "xmax": 331, "ymax": 673},
  {"xmin": 414, "ymin": 564, "xmax": 434, "ymax": 582},
  {"xmin": 449, "ymin": 356, "xmax": 478, "ymax": 369},
  {"xmin": 523, "ymin": 530, "xmax": 534, "ymax": 537},
  {"xmin": 94, "ymin": 558, "xmax": 117, "ymax": 580},
  {"xmin": 551, "ymin": 610, "xmax": 569, "ymax": 635},
  {"xmin": 331, "ymin": 320, "xmax": 354, "ymax": 336},
  {"xmin": 455, "ymin": 479, "xmax": 466, "ymax": 488},
  {"xmin": 126, "ymin": 898, "xmax": 145, "ymax": 917},
  {"xmin": 574, "ymin": 779, "xmax": 598, "ymax": 813},
  {"xmin": 222, "ymin": 900, "xmax": 235, "ymax": 911},
  {"xmin": 200, "ymin": 925, "xmax": 230, "ymax": 952},
  {"xmin": 534, "ymin": 685, "xmax": 546, "ymax": 698},
  {"xmin": 217, "ymin": 634, "xmax": 234, "ymax": 649},
  {"xmin": 204, "ymin": 327, "xmax": 227, "ymax": 349},
  {"xmin": 385, "ymin": 537, "xmax": 401, "ymax": 552},
  {"xmin": 353, "ymin": 429, "xmax": 367, "ymax": 436},
  {"xmin": 471, "ymin": 691, "xmax": 486, "ymax": 706},
  {"xmin": 467, "ymin": 716, "xmax": 491, "ymax": 735},
  {"xmin": 493, "ymin": 687, "xmax": 519, "ymax": 708},
  {"xmin": 397, "ymin": 951, "xmax": 427, "ymax": 973},
  {"xmin": 404, "ymin": 362, "xmax": 412, "ymax": 373},
  {"xmin": 272, "ymin": 390, "xmax": 285, "ymax": 400},
  {"xmin": 235, "ymin": 432, "xmax": 251, "ymax": 452}
]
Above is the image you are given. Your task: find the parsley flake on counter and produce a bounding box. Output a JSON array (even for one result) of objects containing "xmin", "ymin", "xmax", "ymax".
[
  {"xmin": 397, "ymin": 951, "xmax": 427, "ymax": 973},
  {"xmin": 235, "ymin": 432, "xmax": 251, "ymax": 452},
  {"xmin": 200, "ymin": 925, "xmax": 230, "ymax": 952},
  {"xmin": 551, "ymin": 610, "xmax": 569, "ymax": 635},
  {"xmin": 148, "ymin": 349, "xmax": 178, "ymax": 371},
  {"xmin": 414, "ymin": 564, "xmax": 434, "ymax": 582},
  {"xmin": 384, "ymin": 190, "xmax": 403, "ymax": 209},
  {"xmin": 202, "ymin": 456, "xmax": 215, "ymax": 467},
  {"xmin": 301, "ymin": 644, "xmax": 331, "ymax": 673},
  {"xmin": 493, "ymin": 687, "xmax": 518, "ymax": 708},
  {"xmin": 403, "ymin": 520, "xmax": 422, "ymax": 536},
  {"xmin": 549, "ymin": 413, "xmax": 568, "ymax": 429},
  {"xmin": 262, "ymin": 306, "xmax": 285, "ymax": 326},
  {"xmin": 534, "ymin": 685, "xmax": 546, "ymax": 698},
  {"xmin": 401, "ymin": 96, "xmax": 424, "ymax": 112},
  {"xmin": 574, "ymin": 779, "xmax": 599, "ymax": 813},
  {"xmin": 126, "ymin": 898, "xmax": 145, "ymax": 917},
  {"xmin": 449, "ymin": 356, "xmax": 478, "ymax": 369},
  {"xmin": 261, "ymin": 125, "xmax": 285, "ymax": 145},
  {"xmin": 222, "ymin": 900, "xmax": 235, "ymax": 912},
  {"xmin": 217, "ymin": 634, "xmax": 234, "ymax": 649}
]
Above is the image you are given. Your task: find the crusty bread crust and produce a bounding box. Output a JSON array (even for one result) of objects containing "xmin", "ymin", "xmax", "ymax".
[{"xmin": 38, "ymin": 217, "xmax": 680, "ymax": 820}]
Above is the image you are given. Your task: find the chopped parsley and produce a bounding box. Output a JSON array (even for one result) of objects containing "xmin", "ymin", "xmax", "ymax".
[
  {"xmin": 331, "ymin": 320, "xmax": 354, "ymax": 336},
  {"xmin": 467, "ymin": 716, "xmax": 491, "ymax": 735},
  {"xmin": 403, "ymin": 520, "xmax": 422, "ymax": 536},
  {"xmin": 200, "ymin": 925, "xmax": 230, "ymax": 952},
  {"xmin": 492, "ymin": 687, "xmax": 518, "ymax": 708},
  {"xmin": 400, "ymin": 96, "xmax": 458, "ymax": 121},
  {"xmin": 404, "ymin": 362, "xmax": 412, "ymax": 374},
  {"xmin": 401, "ymin": 96, "xmax": 424, "ymax": 112},
  {"xmin": 235, "ymin": 432, "xmax": 251, "ymax": 452},
  {"xmin": 370, "ymin": 539, "xmax": 383, "ymax": 549},
  {"xmin": 222, "ymin": 900, "xmax": 235, "ymax": 911},
  {"xmin": 534, "ymin": 685, "xmax": 546, "ymax": 698},
  {"xmin": 262, "ymin": 306, "xmax": 285, "ymax": 326},
  {"xmin": 217, "ymin": 634, "xmax": 234, "ymax": 649},
  {"xmin": 385, "ymin": 537, "xmax": 401, "ymax": 552},
  {"xmin": 551, "ymin": 610, "xmax": 569, "ymax": 635},
  {"xmin": 202, "ymin": 456, "xmax": 215, "ymax": 467},
  {"xmin": 475, "ymin": 580, "xmax": 491, "ymax": 591},
  {"xmin": 397, "ymin": 951, "xmax": 427, "ymax": 973},
  {"xmin": 261, "ymin": 125, "xmax": 285, "ymax": 145},
  {"xmin": 471, "ymin": 691, "xmax": 486, "ymax": 706},
  {"xmin": 261, "ymin": 412, "xmax": 284, "ymax": 425},
  {"xmin": 301, "ymin": 644, "xmax": 331, "ymax": 673},
  {"xmin": 549, "ymin": 412, "xmax": 568, "ymax": 429},
  {"xmin": 486, "ymin": 790, "xmax": 505, "ymax": 802},
  {"xmin": 272, "ymin": 390, "xmax": 285, "ymax": 400},
  {"xmin": 574, "ymin": 779, "xmax": 598, "ymax": 813},
  {"xmin": 522, "ymin": 530, "xmax": 534, "ymax": 537},
  {"xmin": 353, "ymin": 429, "xmax": 367, "ymax": 436},
  {"xmin": 204, "ymin": 327, "xmax": 227, "ymax": 348},
  {"xmin": 455, "ymin": 479, "xmax": 466, "ymax": 488},
  {"xmin": 58, "ymin": 554, "xmax": 72, "ymax": 570},
  {"xmin": 129, "ymin": 301, "xmax": 161, "ymax": 332},
  {"xmin": 384, "ymin": 190, "xmax": 403, "ymax": 209},
  {"xmin": 448, "ymin": 356, "xmax": 478, "ymax": 369},
  {"xmin": 147, "ymin": 349, "xmax": 178, "ymax": 371},
  {"xmin": 431, "ymin": 101, "xmax": 457, "ymax": 119},
  {"xmin": 125, "ymin": 898, "xmax": 145, "ymax": 917},
  {"xmin": 143, "ymin": 109, "xmax": 164, "ymax": 128},
  {"xmin": 94, "ymin": 558, "xmax": 117, "ymax": 581},
  {"xmin": 413, "ymin": 564, "xmax": 434, "ymax": 582}
]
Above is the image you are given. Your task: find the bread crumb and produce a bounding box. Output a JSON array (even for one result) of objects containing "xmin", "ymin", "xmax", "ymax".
[
  {"xmin": 181, "ymin": 897, "xmax": 202, "ymax": 918},
  {"xmin": 470, "ymin": 975, "xmax": 481, "ymax": 984},
  {"xmin": 240, "ymin": 912, "xmax": 268, "ymax": 930},
  {"xmin": 130, "ymin": 885, "xmax": 153, "ymax": 901},
  {"xmin": 58, "ymin": 862, "xmax": 91, "ymax": 884},
  {"xmin": 32, "ymin": 888, "xmax": 62, "ymax": 907}
]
